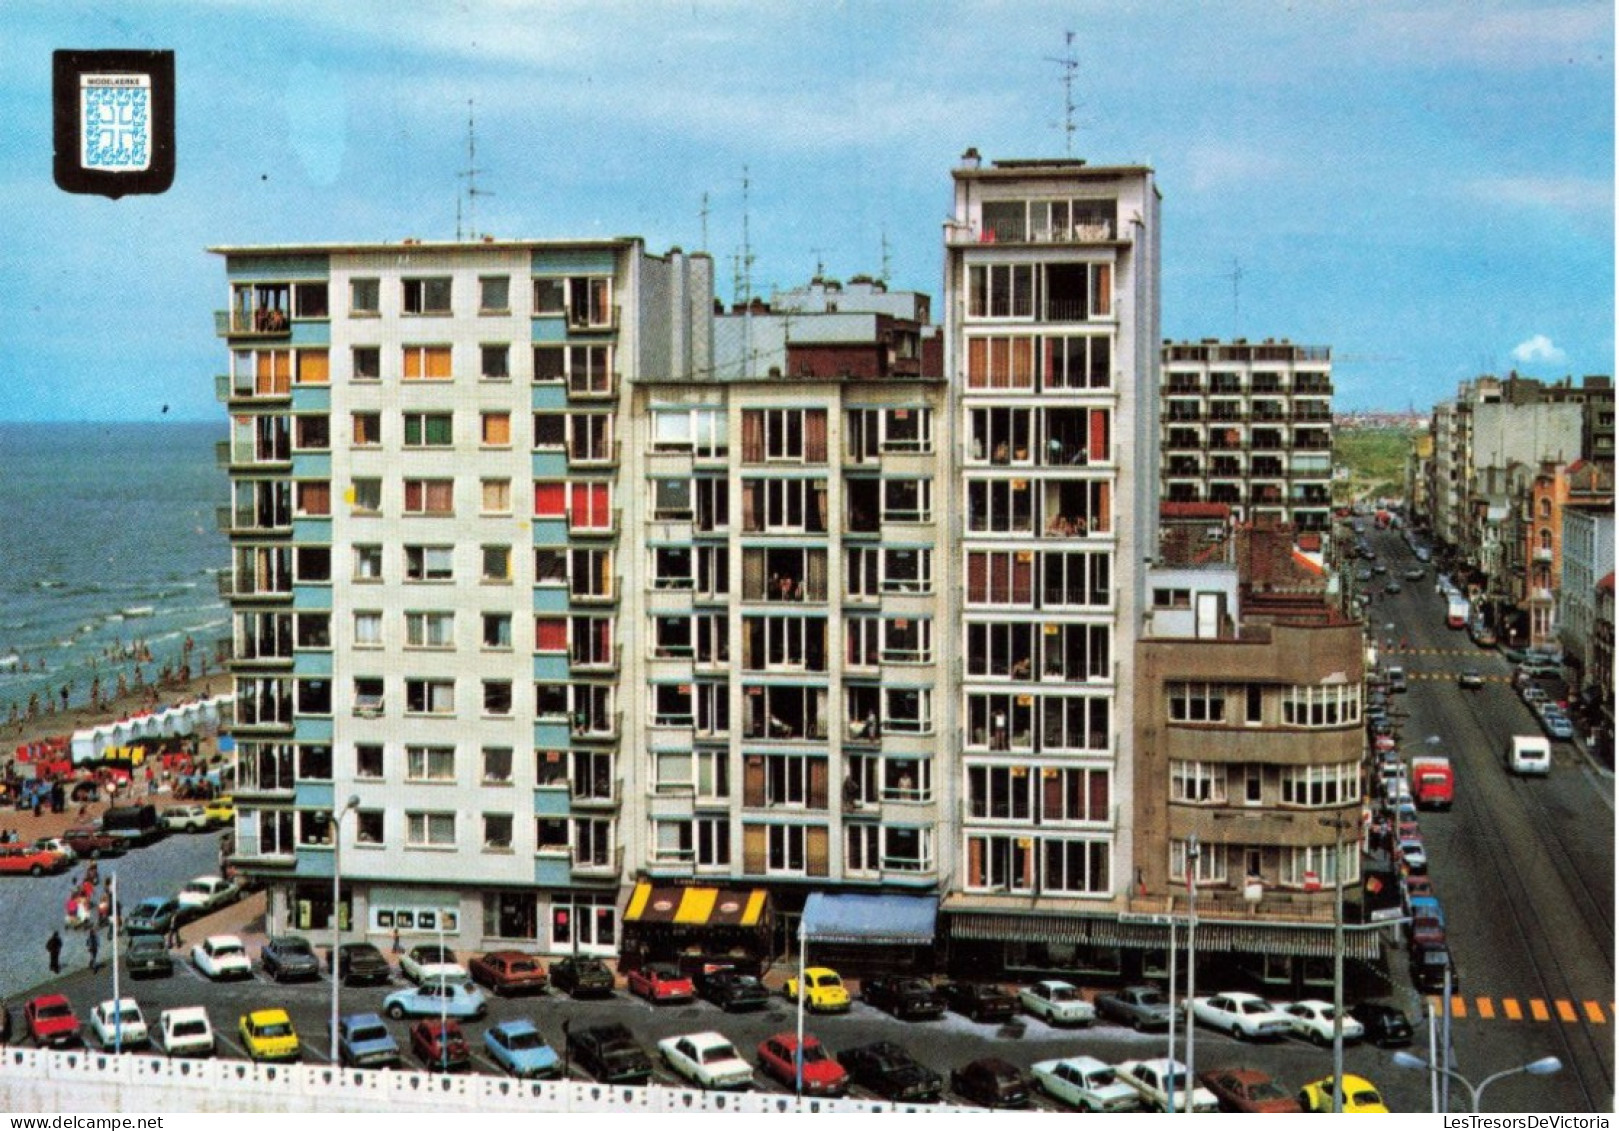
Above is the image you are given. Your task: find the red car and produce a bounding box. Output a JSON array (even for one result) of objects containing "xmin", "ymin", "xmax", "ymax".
[
  {"xmin": 25, "ymin": 995, "xmax": 81, "ymax": 1048},
  {"xmin": 1198, "ymin": 1068, "xmax": 1303, "ymax": 1114},
  {"xmin": 409, "ymin": 1019, "xmax": 471, "ymax": 1072},
  {"xmin": 62, "ymin": 826, "xmax": 125, "ymax": 859},
  {"xmin": 1410, "ymin": 916, "xmax": 1447, "ymax": 948},
  {"xmin": 468, "ymin": 951, "xmax": 548, "ymax": 997},
  {"xmin": 626, "ymin": 962, "xmax": 695, "ymax": 1004},
  {"xmin": 0, "ymin": 847, "xmax": 70, "ymax": 877},
  {"xmin": 757, "ymin": 1033, "xmax": 848, "ymax": 1097}
]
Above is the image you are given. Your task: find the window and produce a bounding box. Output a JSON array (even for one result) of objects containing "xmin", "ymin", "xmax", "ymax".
[
  {"xmin": 403, "ymin": 346, "xmax": 453, "ymax": 380},
  {"xmin": 403, "ymin": 277, "xmax": 452, "ymax": 315},
  {"xmin": 405, "ymin": 679, "xmax": 455, "ymax": 715},
  {"xmin": 403, "ymin": 413, "xmax": 453, "ymax": 447},
  {"xmin": 533, "ymin": 278, "xmax": 565, "ymax": 315},
  {"xmin": 482, "ymin": 613, "xmax": 512, "ymax": 649},
  {"xmin": 352, "ymin": 412, "xmax": 381, "ymax": 446},
  {"xmin": 532, "ymin": 343, "xmax": 613, "ymax": 392},
  {"xmin": 294, "ymin": 612, "xmax": 330, "ymax": 649},
  {"xmin": 481, "ymin": 478, "xmax": 511, "ymax": 515},
  {"xmin": 481, "ymin": 545, "xmax": 512, "ymax": 582},
  {"xmin": 740, "ymin": 478, "xmax": 828, "ymax": 533},
  {"xmin": 967, "ymin": 478, "xmax": 1033, "ymax": 533},
  {"xmin": 1280, "ymin": 684, "xmax": 1361, "ymax": 727},
  {"xmin": 406, "ymin": 745, "xmax": 456, "ymax": 782},
  {"xmin": 968, "ymin": 407, "xmax": 1035, "ymax": 464},
  {"xmin": 1170, "ymin": 760, "xmax": 1224, "ymax": 803},
  {"xmin": 653, "ymin": 479, "xmax": 692, "ymax": 520},
  {"xmin": 405, "ymin": 611, "xmax": 454, "ymax": 649},
  {"xmin": 533, "ymin": 276, "xmax": 612, "ymax": 328},
  {"xmin": 1040, "ymin": 695, "xmax": 1111, "ymax": 752},
  {"xmin": 882, "ymin": 478, "xmax": 932, "ymax": 522},
  {"xmin": 481, "ymin": 412, "xmax": 512, "ymax": 447},
  {"xmin": 694, "ymin": 478, "xmax": 729, "ymax": 532},
  {"xmin": 884, "ymin": 687, "xmax": 932, "ymax": 733},
  {"xmin": 967, "ymin": 264, "xmax": 1034, "ymax": 319},
  {"xmin": 740, "ymin": 409, "xmax": 828, "ymax": 463},
  {"xmin": 1167, "ymin": 682, "xmax": 1232, "ymax": 723},
  {"xmin": 404, "ymin": 545, "xmax": 453, "ymax": 581},
  {"xmin": 350, "ymin": 478, "xmax": 381, "ymax": 514},
  {"xmin": 353, "ymin": 611, "xmax": 382, "ymax": 647},
  {"xmin": 405, "ymin": 812, "xmax": 456, "ymax": 848},
  {"xmin": 568, "ymin": 548, "xmax": 613, "ymax": 599},
  {"xmin": 354, "ymin": 545, "xmax": 382, "ymax": 581},
  {"xmin": 350, "ymin": 278, "xmax": 379, "ymax": 315},
  {"xmin": 403, "ymin": 479, "xmax": 454, "ymax": 516},
  {"xmin": 483, "ymin": 680, "xmax": 514, "ymax": 716},
  {"xmin": 294, "ymin": 546, "xmax": 331, "ymax": 582},
  {"xmin": 479, "ymin": 343, "xmax": 510, "ymax": 380},
  {"xmin": 846, "ymin": 407, "xmax": 933, "ymax": 459},
  {"xmin": 353, "ymin": 678, "xmax": 384, "ymax": 717},
  {"xmin": 293, "ymin": 415, "xmax": 330, "ymax": 451},
  {"xmin": 696, "ymin": 546, "xmax": 730, "ymax": 597},
  {"xmin": 1280, "ymin": 762, "xmax": 1360, "ymax": 807},
  {"xmin": 651, "ymin": 683, "xmax": 694, "ymax": 726},
  {"xmin": 295, "ymin": 481, "xmax": 331, "ymax": 517},
  {"xmin": 1043, "ymin": 550, "xmax": 1111, "ymax": 609},
  {"xmin": 534, "ymin": 617, "xmax": 567, "ymax": 653},
  {"xmin": 1043, "ymin": 334, "xmax": 1112, "ymax": 390},
  {"xmin": 652, "ymin": 408, "xmax": 728, "ymax": 457},
  {"xmin": 965, "ymin": 335, "xmax": 1036, "ymax": 390},
  {"xmin": 741, "ymin": 616, "xmax": 827, "ymax": 671},
  {"xmin": 352, "ymin": 346, "xmax": 380, "ymax": 381},
  {"xmin": 355, "ymin": 811, "xmax": 385, "ymax": 845},
  {"xmin": 1042, "ymin": 838, "xmax": 1111, "ymax": 894},
  {"xmin": 356, "ymin": 745, "xmax": 384, "ymax": 779},
  {"xmin": 482, "ymin": 746, "xmax": 513, "ymax": 784},
  {"xmin": 965, "ymin": 550, "xmax": 1035, "ymax": 606},
  {"xmin": 652, "ymin": 546, "xmax": 694, "ymax": 589},
  {"xmin": 295, "ymin": 350, "xmax": 329, "ymax": 385},
  {"xmin": 479, "ymin": 276, "xmax": 510, "ymax": 314},
  {"xmin": 1279, "ymin": 843, "xmax": 1358, "ymax": 888},
  {"xmin": 881, "ymin": 618, "xmax": 932, "ymax": 662},
  {"xmin": 483, "ymin": 813, "xmax": 513, "ymax": 852},
  {"xmin": 1170, "ymin": 839, "xmax": 1228, "ymax": 884}
]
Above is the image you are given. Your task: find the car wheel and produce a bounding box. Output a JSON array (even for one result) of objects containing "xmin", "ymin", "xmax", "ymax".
[
  {"xmin": 1312, "ymin": 1031, "xmax": 1327, "ymax": 1047},
  {"xmin": 1134, "ymin": 1018, "xmax": 1147, "ymax": 1032},
  {"xmin": 87, "ymin": 848, "xmax": 100, "ymax": 859},
  {"xmin": 386, "ymin": 1004, "xmax": 406, "ymax": 1020},
  {"xmin": 29, "ymin": 864, "xmax": 41, "ymax": 877}
]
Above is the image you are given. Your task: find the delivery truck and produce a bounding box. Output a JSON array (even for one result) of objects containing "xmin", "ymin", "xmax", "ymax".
[
  {"xmin": 1446, "ymin": 595, "xmax": 1469, "ymax": 629},
  {"xmin": 1409, "ymin": 756, "xmax": 1454, "ymax": 810}
]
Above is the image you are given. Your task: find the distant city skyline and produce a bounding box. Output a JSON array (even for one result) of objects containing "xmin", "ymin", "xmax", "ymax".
[{"xmin": 0, "ymin": 0, "xmax": 1610, "ymax": 421}]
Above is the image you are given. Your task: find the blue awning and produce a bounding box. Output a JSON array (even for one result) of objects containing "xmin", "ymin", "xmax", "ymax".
[{"xmin": 799, "ymin": 893, "xmax": 937, "ymax": 946}]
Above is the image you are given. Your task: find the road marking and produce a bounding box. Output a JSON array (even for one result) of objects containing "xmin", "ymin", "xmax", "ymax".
[
  {"xmin": 1502, "ymin": 999, "xmax": 1523, "ymax": 1021},
  {"xmin": 1530, "ymin": 999, "xmax": 1549, "ymax": 1021},
  {"xmin": 1556, "ymin": 1000, "xmax": 1578, "ymax": 1023},
  {"xmin": 1583, "ymin": 1001, "xmax": 1605, "ymax": 1024},
  {"xmin": 303, "ymin": 1045, "xmax": 331, "ymax": 1064},
  {"xmin": 1449, "ymin": 996, "xmax": 1466, "ymax": 1018},
  {"xmin": 216, "ymin": 1034, "xmax": 248, "ymax": 1059},
  {"xmin": 1475, "ymin": 998, "xmax": 1494, "ymax": 1019},
  {"xmin": 471, "ymin": 1054, "xmax": 506, "ymax": 1076}
]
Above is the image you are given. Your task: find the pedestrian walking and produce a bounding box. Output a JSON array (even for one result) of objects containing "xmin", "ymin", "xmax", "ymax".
[
  {"xmin": 86, "ymin": 927, "xmax": 99, "ymax": 972},
  {"xmin": 45, "ymin": 931, "xmax": 62, "ymax": 974},
  {"xmin": 166, "ymin": 917, "xmax": 181, "ymax": 950}
]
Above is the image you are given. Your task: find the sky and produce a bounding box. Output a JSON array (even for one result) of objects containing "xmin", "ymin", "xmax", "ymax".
[{"xmin": 0, "ymin": 0, "xmax": 1611, "ymax": 419}]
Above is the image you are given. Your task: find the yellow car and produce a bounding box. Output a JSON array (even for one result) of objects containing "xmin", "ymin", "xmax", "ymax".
[
  {"xmin": 1298, "ymin": 1074, "xmax": 1389, "ymax": 1113},
  {"xmin": 239, "ymin": 1009, "xmax": 300, "ymax": 1062},
  {"xmin": 204, "ymin": 796, "xmax": 235, "ymax": 826},
  {"xmin": 783, "ymin": 967, "xmax": 850, "ymax": 1013}
]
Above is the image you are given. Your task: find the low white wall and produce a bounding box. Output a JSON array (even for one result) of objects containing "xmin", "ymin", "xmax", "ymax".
[{"xmin": 0, "ymin": 1047, "xmax": 932, "ymax": 1114}]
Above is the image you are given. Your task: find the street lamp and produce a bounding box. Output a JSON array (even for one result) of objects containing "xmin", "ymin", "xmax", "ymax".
[
  {"xmin": 1183, "ymin": 833, "xmax": 1199, "ymax": 1113},
  {"xmin": 1392, "ymin": 1051, "xmax": 1562, "ymax": 1113},
  {"xmin": 328, "ymin": 794, "xmax": 360, "ymax": 1063}
]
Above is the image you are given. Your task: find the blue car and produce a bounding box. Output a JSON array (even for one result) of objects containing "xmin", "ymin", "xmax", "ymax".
[
  {"xmin": 1541, "ymin": 710, "xmax": 1575, "ymax": 740},
  {"xmin": 483, "ymin": 1018, "xmax": 560, "ymax": 1079},
  {"xmin": 336, "ymin": 1012, "xmax": 401, "ymax": 1070},
  {"xmin": 382, "ymin": 979, "xmax": 487, "ymax": 1021}
]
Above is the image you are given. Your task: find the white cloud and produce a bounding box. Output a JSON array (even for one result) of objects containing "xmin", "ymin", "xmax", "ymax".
[{"xmin": 1511, "ymin": 334, "xmax": 1567, "ymax": 364}]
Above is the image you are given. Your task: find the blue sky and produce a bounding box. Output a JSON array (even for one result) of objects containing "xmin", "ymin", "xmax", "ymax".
[{"xmin": 0, "ymin": 0, "xmax": 1610, "ymax": 419}]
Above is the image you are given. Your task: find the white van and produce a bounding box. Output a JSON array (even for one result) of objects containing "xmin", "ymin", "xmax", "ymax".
[{"xmin": 1507, "ymin": 735, "xmax": 1552, "ymax": 776}]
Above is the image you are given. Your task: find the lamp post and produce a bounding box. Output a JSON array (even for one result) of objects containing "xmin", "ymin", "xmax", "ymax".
[
  {"xmin": 795, "ymin": 921, "xmax": 807, "ymax": 1098},
  {"xmin": 110, "ymin": 872, "xmax": 121, "ymax": 1054},
  {"xmin": 1318, "ymin": 814, "xmax": 1357, "ymax": 1113},
  {"xmin": 1392, "ymin": 1052, "xmax": 1562, "ymax": 1113},
  {"xmin": 1183, "ymin": 833, "xmax": 1199, "ymax": 1112},
  {"xmin": 328, "ymin": 794, "xmax": 360, "ymax": 1063}
]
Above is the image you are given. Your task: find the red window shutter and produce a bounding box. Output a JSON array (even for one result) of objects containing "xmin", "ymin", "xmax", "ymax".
[
  {"xmin": 1089, "ymin": 409, "xmax": 1110, "ymax": 462},
  {"xmin": 535, "ymin": 618, "xmax": 567, "ymax": 652},
  {"xmin": 534, "ymin": 482, "xmax": 565, "ymax": 517}
]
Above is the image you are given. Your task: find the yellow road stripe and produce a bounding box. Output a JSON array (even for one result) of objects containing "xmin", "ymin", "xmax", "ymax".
[
  {"xmin": 1556, "ymin": 1000, "xmax": 1577, "ymax": 1023},
  {"xmin": 1503, "ymin": 999, "xmax": 1523, "ymax": 1020},
  {"xmin": 1475, "ymin": 998, "xmax": 1495, "ymax": 1019},
  {"xmin": 1450, "ymin": 996, "xmax": 1467, "ymax": 1018},
  {"xmin": 1583, "ymin": 1001, "xmax": 1604, "ymax": 1023},
  {"xmin": 1530, "ymin": 999, "xmax": 1550, "ymax": 1021}
]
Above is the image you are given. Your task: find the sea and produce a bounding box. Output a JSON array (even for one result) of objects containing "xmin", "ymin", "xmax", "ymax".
[{"xmin": 0, "ymin": 422, "xmax": 230, "ymax": 725}]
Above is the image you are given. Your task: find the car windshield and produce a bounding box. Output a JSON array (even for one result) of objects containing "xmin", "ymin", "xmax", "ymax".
[
  {"xmin": 214, "ymin": 944, "xmax": 245, "ymax": 958},
  {"xmin": 1047, "ymin": 985, "xmax": 1075, "ymax": 1000},
  {"xmin": 1249, "ymin": 1080, "xmax": 1287, "ymax": 1101},
  {"xmin": 281, "ymin": 940, "xmax": 313, "ymax": 955},
  {"xmin": 1350, "ymin": 1088, "xmax": 1382, "ymax": 1106},
  {"xmin": 1240, "ymin": 1001, "xmax": 1271, "ymax": 1014},
  {"xmin": 416, "ymin": 946, "xmax": 453, "ymax": 962},
  {"xmin": 352, "ymin": 1026, "xmax": 387, "ymax": 1043},
  {"xmin": 38, "ymin": 1003, "xmax": 71, "ymax": 1020},
  {"xmin": 800, "ymin": 1044, "xmax": 829, "ymax": 1063},
  {"xmin": 1088, "ymin": 1068, "xmax": 1117, "ymax": 1086},
  {"xmin": 116, "ymin": 1008, "xmax": 140, "ymax": 1024},
  {"xmin": 173, "ymin": 1021, "xmax": 206, "ymax": 1037},
  {"xmin": 183, "ymin": 882, "xmax": 210, "ymax": 894},
  {"xmin": 258, "ymin": 1022, "xmax": 292, "ymax": 1038},
  {"xmin": 702, "ymin": 1044, "xmax": 738, "ymax": 1063},
  {"xmin": 508, "ymin": 959, "xmax": 540, "ymax": 974},
  {"xmin": 506, "ymin": 1030, "xmax": 541, "ymax": 1050},
  {"xmin": 814, "ymin": 973, "xmax": 841, "ymax": 988},
  {"xmin": 1135, "ymin": 990, "xmax": 1166, "ymax": 1006}
]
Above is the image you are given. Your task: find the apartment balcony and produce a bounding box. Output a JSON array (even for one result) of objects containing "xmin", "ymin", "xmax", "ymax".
[
  {"xmin": 215, "ymin": 504, "xmax": 292, "ymax": 537},
  {"xmin": 568, "ymin": 508, "xmax": 621, "ymax": 537},
  {"xmin": 1166, "ymin": 408, "xmax": 1204, "ymax": 423},
  {"xmin": 1292, "ymin": 406, "xmax": 1333, "ymax": 423},
  {"xmin": 215, "ymin": 373, "xmax": 291, "ymax": 404},
  {"xmin": 570, "ymin": 577, "xmax": 621, "ymax": 606},
  {"xmin": 215, "ymin": 309, "xmax": 291, "ymax": 339},
  {"xmin": 567, "ymin": 370, "xmax": 620, "ymax": 400},
  {"xmin": 216, "ymin": 439, "xmax": 291, "ymax": 471},
  {"xmin": 571, "ymin": 711, "xmax": 623, "ymax": 743},
  {"xmin": 1534, "ymin": 547, "xmax": 1554, "ymax": 563},
  {"xmin": 572, "ymin": 845, "xmax": 624, "ymax": 879},
  {"xmin": 1165, "ymin": 379, "xmax": 1203, "ymax": 394},
  {"xmin": 570, "ymin": 778, "xmax": 622, "ymax": 811},
  {"xmin": 570, "ymin": 644, "xmax": 622, "ymax": 674},
  {"xmin": 947, "ymin": 219, "xmax": 1121, "ymax": 246},
  {"xmin": 568, "ymin": 439, "xmax": 621, "ymax": 469}
]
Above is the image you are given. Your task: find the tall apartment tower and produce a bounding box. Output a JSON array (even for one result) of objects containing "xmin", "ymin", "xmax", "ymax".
[
  {"xmin": 212, "ymin": 238, "xmax": 710, "ymax": 955},
  {"xmin": 1160, "ymin": 339, "xmax": 1334, "ymax": 532},
  {"xmin": 941, "ymin": 152, "xmax": 1161, "ymax": 961}
]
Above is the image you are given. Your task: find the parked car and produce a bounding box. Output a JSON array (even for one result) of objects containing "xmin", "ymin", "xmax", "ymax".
[
  {"xmin": 25, "ymin": 995, "xmax": 80, "ymax": 1048},
  {"xmin": 1198, "ymin": 1067, "xmax": 1303, "ymax": 1113},
  {"xmin": 936, "ymin": 981, "xmax": 1017, "ymax": 1024},
  {"xmin": 1188, "ymin": 992, "xmax": 1292, "ymax": 1040},
  {"xmin": 162, "ymin": 805, "xmax": 210, "ymax": 833},
  {"xmin": 336, "ymin": 1012, "xmax": 401, "ymax": 1070},
  {"xmin": 191, "ymin": 935, "xmax": 253, "ymax": 981},
  {"xmin": 158, "ymin": 1007, "xmax": 214, "ymax": 1057},
  {"xmin": 1018, "ymin": 979, "xmax": 1096, "ymax": 1026},
  {"xmin": 259, "ymin": 935, "xmax": 322, "ymax": 983},
  {"xmin": 61, "ymin": 825, "xmax": 125, "ymax": 858},
  {"xmin": 124, "ymin": 933, "xmax": 174, "ymax": 978},
  {"xmin": 549, "ymin": 954, "xmax": 615, "ymax": 998},
  {"xmin": 627, "ymin": 961, "xmax": 696, "ymax": 1004},
  {"xmin": 410, "ymin": 1019, "xmax": 472, "ymax": 1073},
  {"xmin": 1348, "ymin": 1001, "xmax": 1414, "ymax": 1047},
  {"xmin": 566, "ymin": 1022, "xmax": 652, "ymax": 1085},
  {"xmin": 1458, "ymin": 669, "xmax": 1485, "ymax": 689},
  {"xmin": 383, "ymin": 979, "xmax": 487, "ymax": 1021},
  {"xmin": 0, "ymin": 846, "xmax": 71, "ymax": 877},
  {"xmin": 783, "ymin": 967, "xmax": 850, "ymax": 1013},
  {"xmin": 657, "ymin": 1031, "xmax": 754, "ymax": 1091},
  {"xmin": 469, "ymin": 950, "xmax": 548, "ymax": 996},
  {"xmin": 1383, "ymin": 581, "xmax": 1402, "ymax": 594},
  {"xmin": 837, "ymin": 1041, "xmax": 943, "ymax": 1104},
  {"xmin": 950, "ymin": 1057, "xmax": 1032, "ymax": 1109},
  {"xmin": 125, "ymin": 896, "xmax": 180, "ymax": 937},
  {"xmin": 330, "ymin": 942, "xmax": 392, "ymax": 986},
  {"xmin": 89, "ymin": 998, "xmax": 149, "ymax": 1050},
  {"xmin": 482, "ymin": 1018, "xmax": 560, "ymax": 1079},
  {"xmin": 202, "ymin": 796, "xmax": 235, "ymax": 826},
  {"xmin": 1116, "ymin": 1058, "xmax": 1221, "ymax": 1113},
  {"xmin": 1542, "ymin": 710, "xmax": 1576, "ymax": 740},
  {"xmin": 1279, "ymin": 999, "xmax": 1365, "ymax": 1045},
  {"xmin": 756, "ymin": 1033, "xmax": 848, "ymax": 1097},
  {"xmin": 239, "ymin": 1009, "xmax": 300, "ymax": 1062},
  {"xmin": 697, "ymin": 968, "xmax": 772, "ymax": 1012},
  {"xmin": 175, "ymin": 875, "xmax": 240, "ymax": 920},
  {"xmin": 1095, "ymin": 984, "xmax": 1173, "ymax": 1031},
  {"xmin": 399, "ymin": 944, "xmax": 465, "ymax": 986},
  {"xmin": 1031, "ymin": 1056, "xmax": 1142, "ymax": 1112},
  {"xmin": 1410, "ymin": 942, "xmax": 1458, "ymax": 994},
  {"xmin": 1397, "ymin": 838, "xmax": 1429, "ymax": 872},
  {"xmin": 1410, "ymin": 915, "xmax": 1447, "ymax": 948},
  {"xmin": 100, "ymin": 803, "xmax": 164, "ymax": 847},
  {"xmin": 1403, "ymin": 567, "xmax": 1425, "ymax": 581},
  {"xmin": 1298, "ymin": 1074, "xmax": 1390, "ymax": 1113},
  {"xmin": 860, "ymin": 975, "xmax": 946, "ymax": 1021}
]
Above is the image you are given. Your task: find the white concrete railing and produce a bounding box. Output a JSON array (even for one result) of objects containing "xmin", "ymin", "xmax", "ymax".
[{"xmin": 0, "ymin": 1046, "xmax": 941, "ymax": 1115}]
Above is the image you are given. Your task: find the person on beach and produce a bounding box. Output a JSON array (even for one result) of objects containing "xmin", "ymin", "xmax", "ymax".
[{"xmin": 46, "ymin": 931, "xmax": 61, "ymax": 974}]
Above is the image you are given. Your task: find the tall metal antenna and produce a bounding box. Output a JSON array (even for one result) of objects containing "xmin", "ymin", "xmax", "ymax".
[
  {"xmin": 1045, "ymin": 31, "xmax": 1080, "ymax": 156},
  {"xmin": 810, "ymin": 247, "xmax": 827, "ymax": 279},
  {"xmin": 741, "ymin": 166, "xmax": 757, "ymax": 379},
  {"xmin": 1225, "ymin": 257, "xmax": 1244, "ymax": 338},
  {"xmin": 879, "ymin": 226, "xmax": 892, "ymax": 287},
  {"xmin": 699, "ymin": 192, "xmax": 710, "ymax": 254},
  {"xmin": 457, "ymin": 99, "xmax": 493, "ymax": 240}
]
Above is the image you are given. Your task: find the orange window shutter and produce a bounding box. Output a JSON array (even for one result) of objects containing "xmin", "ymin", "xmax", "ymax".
[
  {"xmin": 1090, "ymin": 409, "xmax": 1109, "ymax": 461},
  {"xmin": 485, "ymin": 414, "xmax": 510, "ymax": 445},
  {"xmin": 1012, "ymin": 338, "xmax": 1034, "ymax": 387},
  {"xmin": 404, "ymin": 349, "xmax": 422, "ymax": 380},
  {"xmin": 297, "ymin": 350, "xmax": 329, "ymax": 385},
  {"xmin": 427, "ymin": 347, "xmax": 452, "ymax": 379},
  {"xmin": 967, "ymin": 339, "xmax": 988, "ymax": 388}
]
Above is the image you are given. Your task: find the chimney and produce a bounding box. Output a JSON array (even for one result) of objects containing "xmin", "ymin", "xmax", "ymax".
[{"xmin": 960, "ymin": 147, "xmax": 982, "ymax": 169}]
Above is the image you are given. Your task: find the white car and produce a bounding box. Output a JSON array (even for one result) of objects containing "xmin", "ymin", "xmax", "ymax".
[
  {"xmin": 176, "ymin": 875, "xmax": 240, "ymax": 919},
  {"xmin": 158, "ymin": 1007, "xmax": 215, "ymax": 1057},
  {"xmin": 657, "ymin": 1031, "xmax": 755, "ymax": 1091},
  {"xmin": 163, "ymin": 805, "xmax": 211, "ymax": 833},
  {"xmin": 1188, "ymin": 992, "xmax": 1292, "ymax": 1040},
  {"xmin": 1397, "ymin": 839, "xmax": 1428, "ymax": 871},
  {"xmin": 34, "ymin": 837, "xmax": 77, "ymax": 864},
  {"xmin": 1115, "ymin": 1058, "xmax": 1220, "ymax": 1113},
  {"xmin": 89, "ymin": 998, "xmax": 149, "ymax": 1049},
  {"xmin": 399, "ymin": 944, "xmax": 467, "ymax": 986},
  {"xmin": 1031, "ymin": 1055, "xmax": 1142, "ymax": 1112},
  {"xmin": 1279, "ymin": 1000, "xmax": 1365, "ymax": 1046},
  {"xmin": 191, "ymin": 935, "xmax": 253, "ymax": 980},
  {"xmin": 1018, "ymin": 980, "xmax": 1096, "ymax": 1026}
]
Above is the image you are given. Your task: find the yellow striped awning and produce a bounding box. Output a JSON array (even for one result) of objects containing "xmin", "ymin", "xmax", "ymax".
[{"xmin": 624, "ymin": 882, "xmax": 769, "ymax": 928}]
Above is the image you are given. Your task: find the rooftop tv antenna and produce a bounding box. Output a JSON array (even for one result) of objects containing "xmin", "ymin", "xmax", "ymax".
[
  {"xmin": 1046, "ymin": 30, "xmax": 1080, "ymax": 156},
  {"xmin": 741, "ymin": 166, "xmax": 757, "ymax": 378},
  {"xmin": 880, "ymin": 226, "xmax": 892, "ymax": 286},
  {"xmin": 810, "ymin": 247, "xmax": 827, "ymax": 279},
  {"xmin": 457, "ymin": 99, "xmax": 493, "ymax": 240},
  {"xmin": 1225, "ymin": 257, "xmax": 1244, "ymax": 339},
  {"xmin": 699, "ymin": 191, "xmax": 710, "ymax": 253}
]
